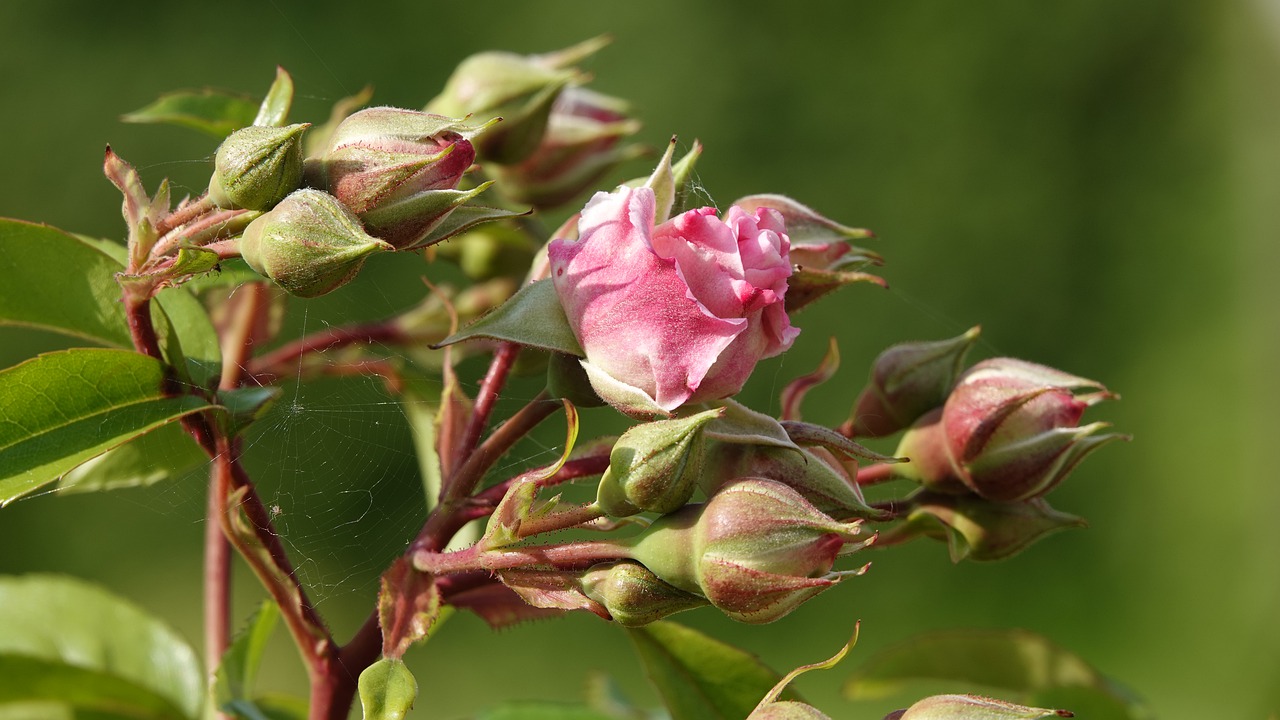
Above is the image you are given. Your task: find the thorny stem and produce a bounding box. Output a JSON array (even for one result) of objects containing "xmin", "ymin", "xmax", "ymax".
[
  {"xmin": 452, "ymin": 342, "xmax": 521, "ymax": 472},
  {"xmin": 155, "ymin": 193, "xmax": 215, "ymax": 236},
  {"xmin": 414, "ymin": 539, "xmax": 633, "ymax": 576},
  {"xmin": 413, "ymin": 391, "xmax": 560, "ymax": 553},
  {"xmin": 246, "ymin": 320, "xmax": 411, "ymax": 384},
  {"xmin": 515, "ymin": 502, "xmax": 609, "ymax": 540},
  {"xmin": 150, "ymin": 206, "xmax": 255, "ymax": 259}
]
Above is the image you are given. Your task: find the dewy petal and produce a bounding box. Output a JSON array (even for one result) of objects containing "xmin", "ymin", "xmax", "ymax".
[{"xmin": 549, "ymin": 187, "xmax": 745, "ymax": 412}]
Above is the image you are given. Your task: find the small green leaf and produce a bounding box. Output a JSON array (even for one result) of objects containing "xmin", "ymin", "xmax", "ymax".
[
  {"xmin": 475, "ymin": 704, "xmax": 618, "ymax": 720},
  {"xmin": 57, "ymin": 422, "xmax": 207, "ymax": 494},
  {"xmin": 358, "ymin": 658, "xmax": 417, "ymax": 720},
  {"xmin": 0, "ymin": 349, "xmax": 218, "ymax": 505},
  {"xmin": 437, "ymin": 279, "xmax": 583, "ymax": 356},
  {"xmin": 254, "ymin": 67, "xmax": 294, "ymax": 127},
  {"xmin": 628, "ymin": 621, "xmax": 788, "ymax": 720},
  {"xmin": 844, "ymin": 628, "xmax": 1152, "ymax": 719},
  {"xmin": 0, "ymin": 575, "xmax": 203, "ymax": 719},
  {"xmin": 122, "ymin": 89, "xmax": 258, "ymax": 138},
  {"xmin": 214, "ymin": 601, "xmax": 281, "ymax": 709},
  {"xmin": 168, "ymin": 246, "xmax": 222, "ymax": 278}
]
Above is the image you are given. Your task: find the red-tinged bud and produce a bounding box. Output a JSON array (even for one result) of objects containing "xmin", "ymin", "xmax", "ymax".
[
  {"xmin": 493, "ymin": 87, "xmax": 644, "ymax": 209},
  {"xmin": 239, "ymin": 189, "xmax": 393, "ymax": 298},
  {"xmin": 580, "ymin": 561, "xmax": 708, "ymax": 627},
  {"xmin": 893, "ymin": 694, "xmax": 1072, "ymax": 719},
  {"xmin": 628, "ymin": 478, "xmax": 871, "ymax": 624},
  {"xmin": 318, "ymin": 107, "xmax": 494, "ymax": 249},
  {"xmin": 895, "ymin": 359, "xmax": 1125, "ymax": 502},
  {"xmin": 884, "ymin": 490, "xmax": 1086, "ymax": 562},
  {"xmin": 849, "ymin": 328, "xmax": 981, "ymax": 437},
  {"xmin": 942, "ymin": 358, "xmax": 1124, "ymax": 502},
  {"xmin": 427, "ymin": 37, "xmax": 609, "ymax": 164},
  {"xmin": 209, "ymin": 123, "xmax": 309, "ymax": 211}
]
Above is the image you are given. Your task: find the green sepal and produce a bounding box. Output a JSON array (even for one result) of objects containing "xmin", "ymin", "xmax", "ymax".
[
  {"xmin": 703, "ymin": 400, "xmax": 800, "ymax": 451},
  {"xmin": 254, "ymin": 66, "xmax": 294, "ymax": 127},
  {"xmin": 436, "ymin": 278, "xmax": 583, "ymax": 356},
  {"xmin": 358, "ymin": 658, "xmax": 417, "ymax": 720}
]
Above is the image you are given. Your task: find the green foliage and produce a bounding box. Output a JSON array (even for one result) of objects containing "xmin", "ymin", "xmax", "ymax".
[
  {"xmin": 0, "ymin": 221, "xmax": 133, "ymax": 348},
  {"xmin": 56, "ymin": 423, "xmax": 206, "ymax": 494},
  {"xmin": 122, "ymin": 88, "xmax": 259, "ymax": 138},
  {"xmin": 0, "ymin": 349, "xmax": 218, "ymax": 505},
  {"xmin": 627, "ymin": 621, "xmax": 787, "ymax": 720},
  {"xmin": 845, "ymin": 628, "xmax": 1152, "ymax": 720},
  {"xmin": 0, "ymin": 221, "xmax": 222, "ymax": 386},
  {"xmin": 214, "ymin": 601, "xmax": 281, "ymax": 713},
  {"xmin": 0, "ymin": 575, "xmax": 203, "ymax": 720}
]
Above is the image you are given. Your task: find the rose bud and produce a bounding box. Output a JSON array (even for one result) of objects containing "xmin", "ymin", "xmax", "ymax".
[
  {"xmin": 848, "ymin": 328, "xmax": 981, "ymax": 437},
  {"xmin": 595, "ymin": 407, "xmax": 723, "ymax": 516},
  {"xmin": 492, "ymin": 87, "xmax": 644, "ymax": 209},
  {"xmin": 896, "ymin": 359, "xmax": 1125, "ymax": 502},
  {"xmin": 239, "ymin": 189, "xmax": 393, "ymax": 298},
  {"xmin": 580, "ymin": 561, "xmax": 708, "ymax": 627},
  {"xmin": 209, "ymin": 123, "xmax": 309, "ymax": 211},
  {"xmin": 628, "ymin": 478, "xmax": 871, "ymax": 624},
  {"xmin": 427, "ymin": 37, "xmax": 608, "ymax": 164},
  {"xmin": 892, "ymin": 694, "xmax": 1072, "ymax": 719},
  {"xmin": 548, "ymin": 185, "xmax": 800, "ymax": 416},
  {"xmin": 317, "ymin": 107, "xmax": 494, "ymax": 249}
]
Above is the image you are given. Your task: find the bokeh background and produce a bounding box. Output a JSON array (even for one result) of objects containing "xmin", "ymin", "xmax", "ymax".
[{"xmin": 2, "ymin": 1, "xmax": 1278, "ymax": 718}]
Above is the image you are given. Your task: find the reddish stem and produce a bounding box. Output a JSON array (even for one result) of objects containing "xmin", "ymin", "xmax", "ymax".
[
  {"xmin": 414, "ymin": 393, "xmax": 560, "ymax": 552},
  {"xmin": 414, "ymin": 539, "xmax": 632, "ymax": 575},
  {"xmin": 247, "ymin": 321, "xmax": 410, "ymax": 384},
  {"xmin": 155, "ymin": 194, "xmax": 215, "ymax": 236},
  {"xmin": 205, "ymin": 455, "xmax": 232, "ymax": 719},
  {"xmin": 452, "ymin": 342, "xmax": 521, "ymax": 472},
  {"xmin": 856, "ymin": 462, "xmax": 900, "ymax": 486}
]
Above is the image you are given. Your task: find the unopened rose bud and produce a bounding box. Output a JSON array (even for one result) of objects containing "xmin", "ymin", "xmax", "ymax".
[
  {"xmin": 580, "ymin": 561, "xmax": 708, "ymax": 627},
  {"xmin": 493, "ymin": 87, "xmax": 644, "ymax": 208},
  {"xmin": 318, "ymin": 107, "xmax": 493, "ymax": 249},
  {"xmin": 428, "ymin": 37, "xmax": 608, "ymax": 164},
  {"xmin": 896, "ymin": 359, "xmax": 1125, "ymax": 502},
  {"xmin": 629, "ymin": 478, "xmax": 870, "ymax": 624},
  {"xmin": 849, "ymin": 328, "xmax": 981, "ymax": 437},
  {"xmin": 702, "ymin": 442, "xmax": 877, "ymax": 520},
  {"xmin": 596, "ymin": 407, "xmax": 723, "ymax": 516},
  {"xmin": 894, "ymin": 694, "xmax": 1072, "ymax": 719},
  {"xmin": 209, "ymin": 123, "xmax": 309, "ymax": 210},
  {"xmin": 239, "ymin": 189, "xmax": 393, "ymax": 298}
]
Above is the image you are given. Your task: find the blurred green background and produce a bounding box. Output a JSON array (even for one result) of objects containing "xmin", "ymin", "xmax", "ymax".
[{"xmin": 2, "ymin": 1, "xmax": 1278, "ymax": 718}]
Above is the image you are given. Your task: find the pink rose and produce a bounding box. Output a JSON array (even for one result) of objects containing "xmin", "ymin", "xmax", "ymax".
[{"xmin": 549, "ymin": 186, "xmax": 800, "ymax": 415}]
